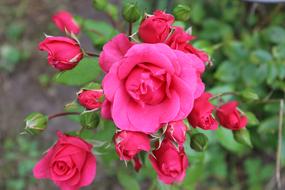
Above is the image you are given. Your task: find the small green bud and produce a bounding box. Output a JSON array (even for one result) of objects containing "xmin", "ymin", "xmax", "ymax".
[
  {"xmin": 190, "ymin": 133, "xmax": 208, "ymax": 152},
  {"xmin": 80, "ymin": 111, "xmax": 100, "ymax": 129},
  {"xmin": 233, "ymin": 128, "xmax": 252, "ymax": 148},
  {"xmin": 173, "ymin": 4, "xmax": 191, "ymax": 21},
  {"xmin": 122, "ymin": 3, "xmax": 140, "ymax": 23},
  {"xmin": 92, "ymin": 0, "xmax": 108, "ymax": 11},
  {"xmin": 24, "ymin": 112, "xmax": 48, "ymax": 135}
]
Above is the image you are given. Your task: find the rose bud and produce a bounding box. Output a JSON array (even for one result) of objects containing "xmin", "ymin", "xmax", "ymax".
[
  {"xmin": 187, "ymin": 92, "xmax": 218, "ymax": 130},
  {"xmin": 24, "ymin": 112, "xmax": 48, "ymax": 135},
  {"xmin": 149, "ymin": 139, "xmax": 188, "ymax": 184},
  {"xmin": 138, "ymin": 10, "xmax": 174, "ymax": 43},
  {"xmin": 216, "ymin": 101, "xmax": 248, "ymax": 130},
  {"xmin": 165, "ymin": 120, "xmax": 187, "ymax": 145},
  {"xmin": 173, "ymin": 4, "xmax": 191, "ymax": 21},
  {"xmin": 133, "ymin": 156, "xmax": 142, "ymax": 172},
  {"xmin": 39, "ymin": 36, "xmax": 83, "ymax": 71},
  {"xmin": 114, "ymin": 131, "xmax": 151, "ymax": 161},
  {"xmin": 190, "ymin": 133, "xmax": 208, "ymax": 152},
  {"xmin": 77, "ymin": 89, "xmax": 104, "ymax": 110},
  {"xmin": 33, "ymin": 131, "xmax": 96, "ymax": 190},
  {"xmin": 52, "ymin": 11, "xmax": 80, "ymax": 34},
  {"xmin": 122, "ymin": 2, "xmax": 141, "ymax": 23}
]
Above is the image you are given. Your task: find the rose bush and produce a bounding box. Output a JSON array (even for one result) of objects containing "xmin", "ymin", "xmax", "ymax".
[{"xmin": 22, "ymin": 3, "xmax": 263, "ymax": 189}]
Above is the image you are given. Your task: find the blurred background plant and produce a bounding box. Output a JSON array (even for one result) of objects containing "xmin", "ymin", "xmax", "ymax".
[{"xmin": 0, "ymin": 0, "xmax": 285, "ymax": 189}]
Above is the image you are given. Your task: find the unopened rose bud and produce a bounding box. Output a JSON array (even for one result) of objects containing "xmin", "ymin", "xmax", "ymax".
[
  {"xmin": 92, "ymin": 0, "xmax": 108, "ymax": 11},
  {"xmin": 24, "ymin": 112, "xmax": 48, "ymax": 135},
  {"xmin": 173, "ymin": 4, "xmax": 191, "ymax": 21},
  {"xmin": 80, "ymin": 111, "xmax": 100, "ymax": 129},
  {"xmin": 233, "ymin": 128, "xmax": 252, "ymax": 148},
  {"xmin": 77, "ymin": 89, "xmax": 104, "ymax": 110},
  {"xmin": 122, "ymin": 2, "xmax": 140, "ymax": 23},
  {"xmin": 190, "ymin": 133, "xmax": 208, "ymax": 152}
]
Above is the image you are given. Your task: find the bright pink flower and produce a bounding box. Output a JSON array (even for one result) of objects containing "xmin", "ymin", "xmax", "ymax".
[
  {"xmin": 149, "ymin": 139, "xmax": 188, "ymax": 184},
  {"xmin": 114, "ymin": 131, "xmax": 150, "ymax": 160},
  {"xmin": 138, "ymin": 10, "xmax": 174, "ymax": 43},
  {"xmin": 102, "ymin": 42, "xmax": 205, "ymax": 133},
  {"xmin": 39, "ymin": 36, "xmax": 83, "ymax": 71},
  {"xmin": 216, "ymin": 101, "xmax": 248, "ymax": 130},
  {"xmin": 165, "ymin": 120, "xmax": 187, "ymax": 145},
  {"xmin": 187, "ymin": 92, "xmax": 218, "ymax": 130},
  {"xmin": 77, "ymin": 89, "xmax": 103, "ymax": 110},
  {"xmin": 52, "ymin": 11, "xmax": 80, "ymax": 34},
  {"xmin": 33, "ymin": 131, "xmax": 96, "ymax": 190},
  {"xmin": 101, "ymin": 100, "xmax": 112, "ymax": 120},
  {"xmin": 99, "ymin": 34, "xmax": 133, "ymax": 73}
]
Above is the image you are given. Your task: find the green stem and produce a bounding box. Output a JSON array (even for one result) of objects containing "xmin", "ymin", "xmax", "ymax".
[{"xmin": 48, "ymin": 112, "xmax": 80, "ymax": 120}]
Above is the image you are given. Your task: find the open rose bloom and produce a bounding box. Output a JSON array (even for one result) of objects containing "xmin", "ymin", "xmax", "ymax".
[{"xmin": 31, "ymin": 6, "xmax": 250, "ymax": 189}]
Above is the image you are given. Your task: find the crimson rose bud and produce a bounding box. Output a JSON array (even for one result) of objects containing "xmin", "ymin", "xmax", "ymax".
[
  {"xmin": 165, "ymin": 120, "xmax": 187, "ymax": 145},
  {"xmin": 114, "ymin": 131, "xmax": 151, "ymax": 161},
  {"xmin": 77, "ymin": 89, "xmax": 104, "ymax": 110},
  {"xmin": 187, "ymin": 92, "xmax": 218, "ymax": 130},
  {"xmin": 33, "ymin": 131, "xmax": 96, "ymax": 190},
  {"xmin": 39, "ymin": 36, "xmax": 83, "ymax": 71},
  {"xmin": 149, "ymin": 139, "xmax": 188, "ymax": 184},
  {"xmin": 216, "ymin": 101, "xmax": 248, "ymax": 130},
  {"xmin": 52, "ymin": 11, "xmax": 80, "ymax": 34},
  {"xmin": 138, "ymin": 10, "xmax": 174, "ymax": 43}
]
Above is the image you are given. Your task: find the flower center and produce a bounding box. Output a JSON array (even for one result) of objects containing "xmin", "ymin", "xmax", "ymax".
[{"xmin": 125, "ymin": 64, "xmax": 167, "ymax": 105}]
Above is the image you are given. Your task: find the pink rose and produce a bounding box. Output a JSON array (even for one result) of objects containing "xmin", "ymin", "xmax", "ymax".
[
  {"xmin": 52, "ymin": 11, "xmax": 80, "ymax": 34},
  {"xmin": 216, "ymin": 101, "xmax": 248, "ymax": 130},
  {"xmin": 39, "ymin": 36, "xmax": 83, "ymax": 71},
  {"xmin": 165, "ymin": 120, "xmax": 187, "ymax": 145},
  {"xmin": 77, "ymin": 89, "xmax": 103, "ymax": 110},
  {"xmin": 138, "ymin": 10, "xmax": 174, "ymax": 43},
  {"xmin": 102, "ymin": 38, "xmax": 205, "ymax": 133},
  {"xmin": 114, "ymin": 131, "xmax": 150, "ymax": 160},
  {"xmin": 166, "ymin": 27, "xmax": 209, "ymax": 63},
  {"xmin": 101, "ymin": 100, "xmax": 112, "ymax": 120},
  {"xmin": 187, "ymin": 92, "xmax": 218, "ymax": 130},
  {"xmin": 99, "ymin": 34, "xmax": 133, "ymax": 73},
  {"xmin": 149, "ymin": 139, "xmax": 188, "ymax": 184},
  {"xmin": 33, "ymin": 131, "xmax": 96, "ymax": 190}
]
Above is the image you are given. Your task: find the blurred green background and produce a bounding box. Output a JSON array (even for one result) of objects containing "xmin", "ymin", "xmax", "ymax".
[{"xmin": 0, "ymin": 0, "xmax": 285, "ymax": 189}]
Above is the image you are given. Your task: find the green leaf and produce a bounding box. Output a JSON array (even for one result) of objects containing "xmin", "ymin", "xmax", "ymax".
[
  {"xmin": 241, "ymin": 90, "xmax": 259, "ymax": 101},
  {"xmin": 245, "ymin": 112, "xmax": 259, "ymax": 126},
  {"xmin": 216, "ymin": 127, "xmax": 247, "ymax": 154},
  {"xmin": 250, "ymin": 49, "xmax": 272, "ymax": 64},
  {"xmin": 80, "ymin": 111, "xmax": 100, "ymax": 129},
  {"xmin": 258, "ymin": 117, "xmax": 278, "ymax": 134},
  {"xmin": 263, "ymin": 26, "xmax": 285, "ymax": 44},
  {"xmin": 53, "ymin": 58, "xmax": 101, "ymax": 86},
  {"xmin": 117, "ymin": 170, "xmax": 140, "ymax": 190},
  {"xmin": 81, "ymin": 19, "xmax": 118, "ymax": 48},
  {"xmin": 233, "ymin": 128, "xmax": 253, "ymax": 148}
]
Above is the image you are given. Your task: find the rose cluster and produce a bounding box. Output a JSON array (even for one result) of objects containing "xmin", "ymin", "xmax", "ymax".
[{"xmin": 33, "ymin": 9, "xmax": 248, "ymax": 190}]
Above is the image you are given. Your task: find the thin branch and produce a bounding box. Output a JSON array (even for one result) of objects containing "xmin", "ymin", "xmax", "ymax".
[
  {"xmin": 128, "ymin": 22, "xmax": 133, "ymax": 41},
  {"xmin": 210, "ymin": 92, "xmax": 239, "ymax": 100},
  {"xmin": 85, "ymin": 51, "xmax": 100, "ymax": 57},
  {"xmin": 48, "ymin": 112, "xmax": 80, "ymax": 120},
  {"xmin": 276, "ymin": 99, "xmax": 284, "ymax": 190}
]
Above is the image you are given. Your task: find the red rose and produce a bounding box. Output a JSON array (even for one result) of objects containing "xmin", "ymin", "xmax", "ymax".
[
  {"xmin": 33, "ymin": 131, "xmax": 96, "ymax": 190},
  {"xmin": 114, "ymin": 131, "xmax": 151, "ymax": 160},
  {"xmin": 138, "ymin": 10, "xmax": 174, "ymax": 43},
  {"xmin": 165, "ymin": 120, "xmax": 187, "ymax": 145},
  {"xmin": 187, "ymin": 92, "xmax": 218, "ymax": 130},
  {"xmin": 216, "ymin": 101, "xmax": 247, "ymax": 130},
  {"xmin": 149, "ymin": 139, "xmax": 188, "ymax": 184},
  {"xmin": 166, "ymin": 26, "xmax": 209, "ymax": 63},
  {"xmin": 166, "ymin": 26, "xmax": 195, "ymax": 50},
  {"xmin": 39, "ymin": 36, "xmax": 83, "ymax": 71},
  {"xmin": 52, "ymin": 11, "xmax": 80, "ymax": 34},
  {"xmin": 77, "ymin": 89, "xmax": 103, "ymax": 110}
]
